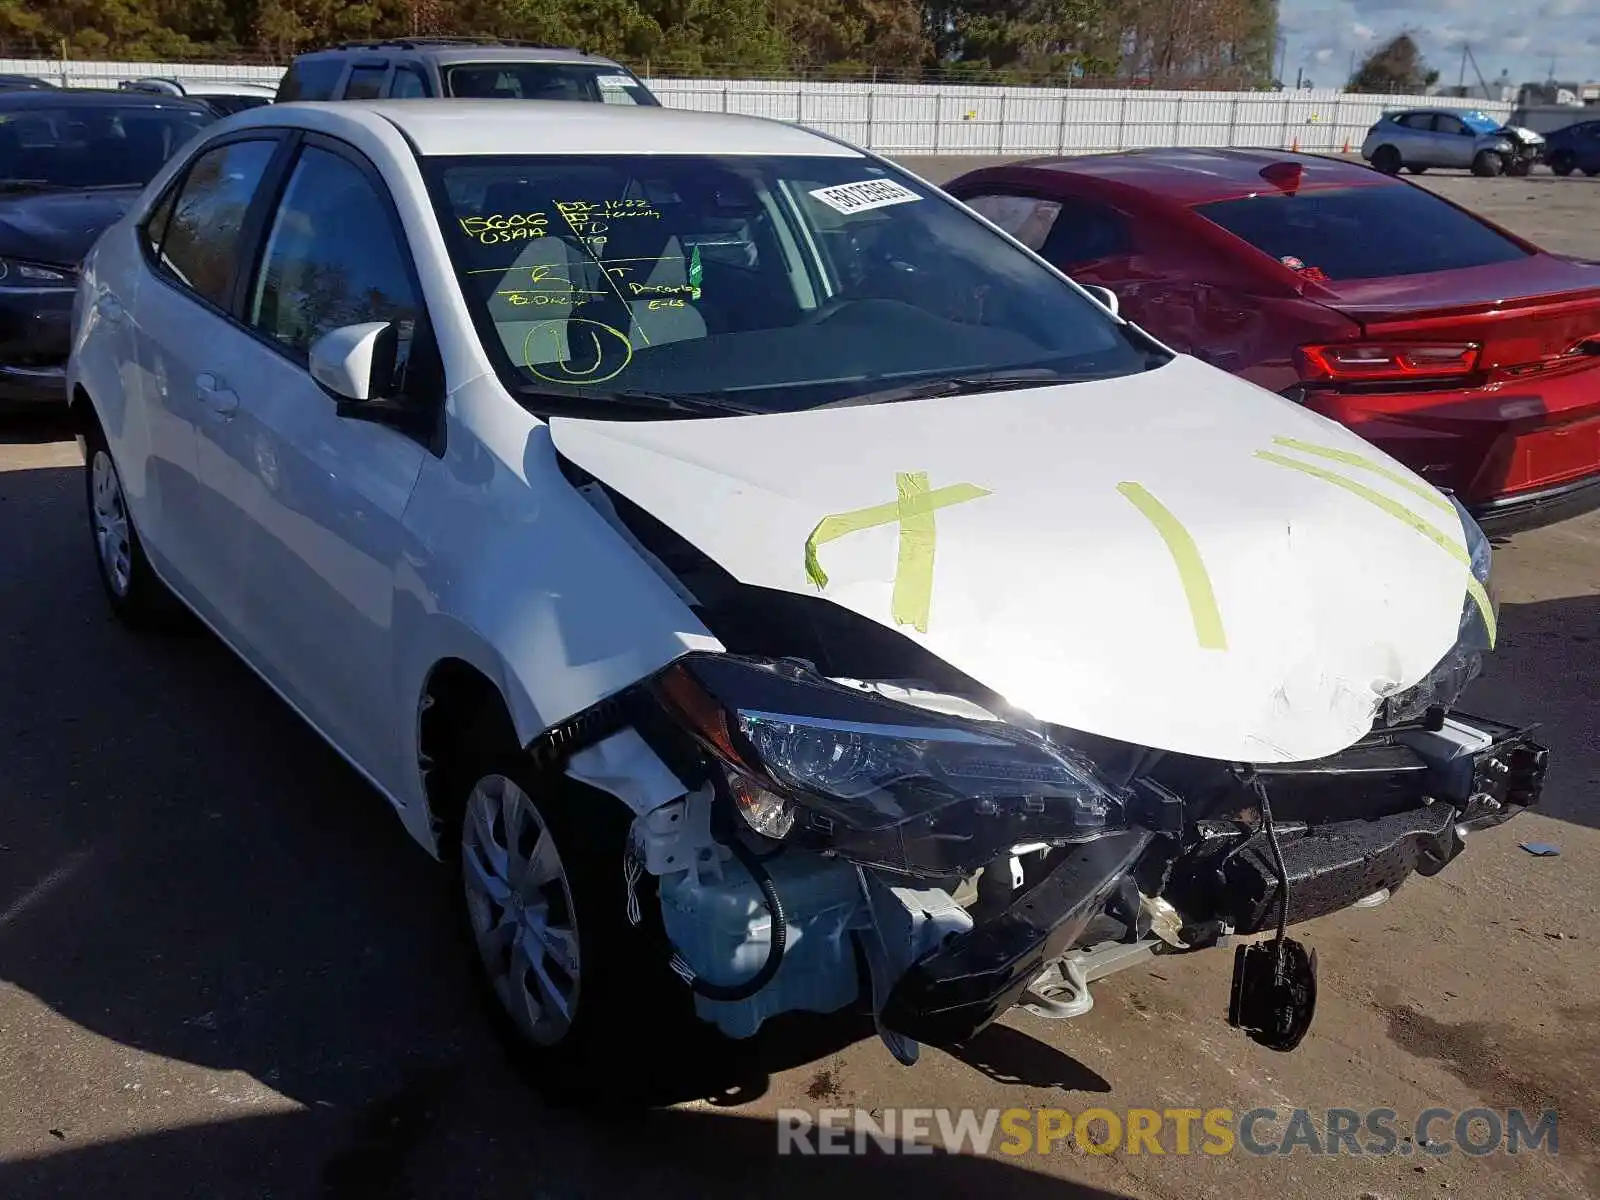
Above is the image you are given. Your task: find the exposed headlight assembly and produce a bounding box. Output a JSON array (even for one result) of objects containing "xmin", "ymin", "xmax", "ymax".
[
  {"xmin": 1378, "ymin": 497, "xmax": 1495, "ymax": 727},
  {"xmin": 0, "ymin": 258, "xmax": 75, "ymax": 291},
  {"xmin": 652, "ymin": 654, "xmax": 1126, "ymax": 877}
]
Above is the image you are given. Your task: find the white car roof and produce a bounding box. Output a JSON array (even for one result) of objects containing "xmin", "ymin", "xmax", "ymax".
[{"xmin": 252, "ymin": 100, "xmax": 865, "ymax": 158}]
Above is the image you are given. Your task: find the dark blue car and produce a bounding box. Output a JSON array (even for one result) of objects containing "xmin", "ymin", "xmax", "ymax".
[{"xmin": 1545, "ymin": 120, "xmax": 1600, "ymax": 176}]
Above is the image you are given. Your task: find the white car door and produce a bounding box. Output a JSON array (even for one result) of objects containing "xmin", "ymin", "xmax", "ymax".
[
  {"xmin": 219, "ymin": 135, "xmax": 432, "ymax": 782},
  {"xmin": 128, "ymin": 133, "xmax": 284, "ymax": 633}
]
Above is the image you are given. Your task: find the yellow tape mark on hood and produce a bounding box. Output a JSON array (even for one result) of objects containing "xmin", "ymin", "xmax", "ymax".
[
  {"xmin": 1271, "ymin": 436, "xmax": 1454, "ymax": 514},
  {"xmin": 1256, "ymin": 450, "xmax": 1497, "ymax": 648},
  {"xmin": 805, "ymin": 473, "xmax": 990, "ymax": 633},
  {"xmin": 1117, "ymin": 481, "xmax": 1228, "ymax": 651}
]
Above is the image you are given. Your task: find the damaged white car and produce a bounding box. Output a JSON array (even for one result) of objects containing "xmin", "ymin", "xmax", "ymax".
[{"xmin": 68, "ymin": 101, "xmax": 1548, "ymax": 1089}]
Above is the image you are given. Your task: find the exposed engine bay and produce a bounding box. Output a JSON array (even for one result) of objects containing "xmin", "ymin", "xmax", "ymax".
[{"xmin": 538, "ymin": 464, "xmax": 1549, "ymax": 1062}]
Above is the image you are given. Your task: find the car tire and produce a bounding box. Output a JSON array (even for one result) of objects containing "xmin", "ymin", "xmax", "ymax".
[
  {"xmin": 83, "ymin": 415, "xmax": 188, "ymax": 631},
  {"xmin": 1405, "ymin": 164, "xmax": 1428, "ymax": 175},
  {"xmin": 1472, "ymin": 150, "xmax": 1505, "ymax": 177},
  {"xmin": 1371, "ymin": 145, "xmax": 1402, "ymax": 174},
  {"xmin": 440, "ymin": 736, "xmax": 711, "ymax": 1106},
  {"xmin": 1585, "ymin": 168, "xmax": 1600, "ymax": 177},
  {"xmin": 1549, "ymin": 151, "xmax": 1576, "ymax": 176}
]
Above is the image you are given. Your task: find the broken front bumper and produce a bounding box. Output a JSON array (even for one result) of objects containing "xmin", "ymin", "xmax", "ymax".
[{"xmin": 876, "ymin": 713, "xmax": 1548, "ymax": 1049}]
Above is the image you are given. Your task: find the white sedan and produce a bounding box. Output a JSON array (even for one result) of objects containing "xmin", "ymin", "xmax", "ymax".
[{"xmin": 67, "ymin": 100, "xmax": 1544, "ymax": 1092}]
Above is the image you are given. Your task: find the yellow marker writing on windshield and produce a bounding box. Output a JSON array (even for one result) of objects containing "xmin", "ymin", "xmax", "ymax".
[{"xmin": 805, "ymin": 472, "xmax": 990, "ymax": 633}]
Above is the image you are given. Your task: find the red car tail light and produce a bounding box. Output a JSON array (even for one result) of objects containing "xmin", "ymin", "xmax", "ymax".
[{"xmin": 1297, "ymin": 342, "xmax": 1482, "ymax": 384}]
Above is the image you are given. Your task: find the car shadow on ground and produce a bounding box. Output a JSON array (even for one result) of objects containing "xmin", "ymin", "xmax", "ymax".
[
  {"xmin": 0, "ymin": 459, "xmax": 1121, "ymax": 1196},
  {"xmin": 0, "ymin": 1105, "xmax": 1144, "ymax": 1200}
]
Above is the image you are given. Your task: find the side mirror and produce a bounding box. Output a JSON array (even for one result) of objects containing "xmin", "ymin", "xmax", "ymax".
[
  {"xmin": 1083, "ymin": 284, "xmax": 1120, "ymax": 318},
  {"xmin": 311, "ymin": 320, "xmax": 439, "ymax": 445},
  {"xmin": 309, "ymin": 321, "xmax": 397, "ymax": 401}
]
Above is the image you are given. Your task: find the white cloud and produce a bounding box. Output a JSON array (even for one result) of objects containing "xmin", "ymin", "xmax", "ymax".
[{"xmin": 1284, "ymin": 0, "xmax": 1600, "ymax": 83}]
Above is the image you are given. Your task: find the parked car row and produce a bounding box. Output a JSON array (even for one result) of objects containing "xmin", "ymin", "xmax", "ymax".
[
  {"xmin": 49, "ymin": 91, "xmax": 1553, "ymax": 1092},
  {"xmin": 0, "ymin": 39, "xmax": 663, "ymax": 408}
]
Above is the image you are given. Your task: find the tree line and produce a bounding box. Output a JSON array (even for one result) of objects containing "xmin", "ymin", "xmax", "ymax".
[{"xmin": 0, "ymin": 0, "xmax": 1279, "ymax": 86}]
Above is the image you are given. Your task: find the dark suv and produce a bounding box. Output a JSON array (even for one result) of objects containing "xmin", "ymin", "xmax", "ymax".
[{"xmin": 275, "ymin": 38, "xmax": 660, "ymax": 106}]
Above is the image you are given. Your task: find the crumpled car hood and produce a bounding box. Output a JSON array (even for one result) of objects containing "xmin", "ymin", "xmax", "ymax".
[{"xmin": 550, "ymin": 355, "xmax": 1479, "ymax": 763}]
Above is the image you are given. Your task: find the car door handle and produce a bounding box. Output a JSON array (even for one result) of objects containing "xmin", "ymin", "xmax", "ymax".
[
  {"xmin": 94, "ymin": 293, "xmax": 124, "ymax": 324},
  {"xmin": 195, "ymin": 372, "xmax": 240, "ymax": 418}
]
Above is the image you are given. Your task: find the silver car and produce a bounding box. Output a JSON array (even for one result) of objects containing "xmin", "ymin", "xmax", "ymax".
[{"xmin": 1361, "ymin": 108, "xmax": 1540, "ymax": 177}]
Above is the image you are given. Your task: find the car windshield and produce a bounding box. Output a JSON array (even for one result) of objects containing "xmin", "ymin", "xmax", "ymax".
[
  {"xmin": 426, "ymin": 154, "xmax": 1159, "ymax": 416},
  {"xmin": 1460, "ymin": 111, "xmax": 1502, "ymax": 135},
  {"xmin": 0, "ymin": 104, "xmax": 213, "ymax": 188},
  {"xmin": 442, "ymin": 63, "xmax": 658, "ymax": 106},
  {"xmin": 1195, "ymin": 184, "xmax": 1530, "ymax": 281}
]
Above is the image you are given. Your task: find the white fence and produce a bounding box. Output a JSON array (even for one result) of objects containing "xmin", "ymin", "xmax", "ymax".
[{"xmin": 0, "ymin": 56, "xmax": 1515, "ymax": 157}]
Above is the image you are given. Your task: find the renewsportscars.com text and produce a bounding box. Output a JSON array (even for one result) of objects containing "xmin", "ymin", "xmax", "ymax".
[{"xmin": 776, "ymin": 1106, "xmax": 1560, "ymax": 1158}]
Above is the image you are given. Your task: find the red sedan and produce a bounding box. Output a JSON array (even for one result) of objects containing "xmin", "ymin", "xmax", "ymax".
[{"xmin": 945, "ymin": 150, "xmax": 1600, "ymax": 533}]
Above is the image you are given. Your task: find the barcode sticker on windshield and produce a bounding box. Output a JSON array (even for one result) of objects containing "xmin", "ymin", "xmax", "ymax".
[
  {"xmin": 808, "ymin": 179, "xmax": 922, "ymax": 215},
  {"xmin": 597, "ymin": 74, "xmax": 634, "ymax": 88}
]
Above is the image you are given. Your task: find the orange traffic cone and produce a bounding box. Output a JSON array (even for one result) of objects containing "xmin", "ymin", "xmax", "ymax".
[
  {"xmin": 1291, "ymin": 136, "xmax": 1300, "ymax": 152},
  {"xmin": 1342, "ymin": 138, "xmax": 1351, "ymax": 154}
]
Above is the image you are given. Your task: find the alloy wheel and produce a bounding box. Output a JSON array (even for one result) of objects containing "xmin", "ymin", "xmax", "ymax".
[
  {"xmin": 460, "ymin": 773, "xmax": 582, "ymax": 1046},
  {"xmin": 90, "ymin": 449, "xmax": 133, "ymax": 597}
]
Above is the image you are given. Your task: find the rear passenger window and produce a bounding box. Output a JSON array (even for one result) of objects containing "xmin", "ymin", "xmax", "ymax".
[
  {"xmin": 1196, "ymin": 185, "xmax": 1530, "ymax": 281},
  {"xmin": 151, "ymin": 139, "xmax": 277, "ymax": 308},
  {"xmin": 1038, "ymin": 200, "xmax": 1134, "ymax": 267},
  {"xmin": 141, "ymin": 183, "xmax": 178, "ymax": 258},
  {"xmin": 345, "ymin": 65, "xmax": 388, "ymax": 100},
  {"xmin": 963, "ymin": 194, "xmax": 1061, "ymax": 251},
  {"xmin": 276, "ymin": 58, "xmax": 343, "ymax": 102},
  {"xmin": 390, "ymin": 66, "xmax": 429, "ymax": 98}
]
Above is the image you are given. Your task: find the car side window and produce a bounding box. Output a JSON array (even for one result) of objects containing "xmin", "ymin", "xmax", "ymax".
[
  {"xmin": 1037, "ymin": 200, "xmax": 1134, "ymax": 269},
  {"xmin": 247, "ymin": 144, "xmax": 423, "ymax": 383},
  {"xmin": 1434, "ymin": 115, "xmax": 1467, "ymax": 136},
  {"xmin": 390, "ymin": 65, "xmax": 429, "ymax": 98},
  {"xmin": 141, "ymin": 181, "xmax": 179, "ymax": 258},
  {"xmin": 1396, "ymin": 114, "xmax": 1429, "ymax": 130},
  {"xmin": 963, "ymin": 193, "xmax": 1062, "ymax": 252},
  {"xmin": 152, "ymin": 139, "xmax": 278, "ymax": 309},
  {"xmin": 277, "ymin": 58, "xmax": 342, "ymax": 102},
  {"xmin": 344, "ymin": 64, "xmax": 388, "ymax": 100}
]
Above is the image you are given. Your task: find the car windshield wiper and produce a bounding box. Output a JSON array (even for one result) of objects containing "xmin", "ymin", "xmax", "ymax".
[
  {"xmin": 515, "ymin": 384, "xmax": 761, "ymax": 420},
  {"xmin": 812, "ymin": 368, "xmax": 1096, "ymax": 410},
  {"xmin": 0, "ymin": 179, "xmax": 58, "ymax": 194}
]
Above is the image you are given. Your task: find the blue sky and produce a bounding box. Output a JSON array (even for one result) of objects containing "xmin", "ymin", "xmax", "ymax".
[{"xmin": 1280, "ymin": 0, "xmax": 1600, "ymax": 88}]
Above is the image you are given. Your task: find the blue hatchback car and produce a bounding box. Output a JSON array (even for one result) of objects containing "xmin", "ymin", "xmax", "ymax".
[{"xmin": 1544, "ymin": 120, "xmax": 1600, "ymax": 176}]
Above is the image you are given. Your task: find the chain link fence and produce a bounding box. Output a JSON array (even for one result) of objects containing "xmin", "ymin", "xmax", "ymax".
[{"xmin": 0, "ymin": 47, "xmax": 1514, "ymax": 158}]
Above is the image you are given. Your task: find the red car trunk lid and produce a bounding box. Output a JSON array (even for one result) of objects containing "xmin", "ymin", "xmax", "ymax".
[
  {"xmin": 1318, "ymin": 256, "xmax": 1600, "ymax": 497},
  {"xmin": 1322, "ymin": 256, "xmax": 1600, "ymax": 372}
]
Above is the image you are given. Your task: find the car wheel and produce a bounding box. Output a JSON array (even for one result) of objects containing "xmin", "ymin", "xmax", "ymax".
[
  {"xmin": 1472, "ymin": 150, "xmax": 1505, "ymax": 177},
  {"xmin": 444, "ymin": 749, "xmax": 708, "ymax": 1104},
  {"xmin": 84, "ymin": 416, "xmax": 187, "ymax": 630},
  {"xmin": 1549, "ymin": 151, "xmax": 1576, "ymax": 176},
  {"xmin": 1371, "ymin": 145, "xmax": 1402, "ymax": 174},
  {"xmin": 1405, "ymin": 164, "xmax": 1428, "ymax": 175},
  {"xmin": 1585, "ymin": 168, "xmax": 1600, "ymax": 178}
]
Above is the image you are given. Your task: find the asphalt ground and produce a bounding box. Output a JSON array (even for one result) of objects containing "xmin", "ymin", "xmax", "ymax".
[{"xmin": 1, "ymin": 161, "xmax": 1597, "ymax": 1200}]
